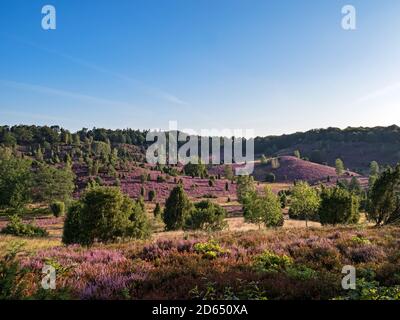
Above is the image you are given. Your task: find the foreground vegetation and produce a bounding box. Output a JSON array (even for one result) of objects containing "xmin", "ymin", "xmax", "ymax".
[{"xmin": 1, "ymin": 226, "xmax": 400, "ymax": 300}]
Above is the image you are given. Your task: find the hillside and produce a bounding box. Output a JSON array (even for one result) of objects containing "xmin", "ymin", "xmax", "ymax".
[{"xmin": 251, "ymin": 156, "xmax": 367, "ymax": 185}]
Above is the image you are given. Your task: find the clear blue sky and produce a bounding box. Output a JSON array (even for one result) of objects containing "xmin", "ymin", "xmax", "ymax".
[{"xmin": 1, "ymin": 0, "xmax": 400, "ymax": 136}]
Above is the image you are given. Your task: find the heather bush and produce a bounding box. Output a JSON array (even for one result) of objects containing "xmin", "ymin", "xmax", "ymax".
[
  {"xmin": 50, "ymin": 201, "xmax": 65, "ymax": 217},
  {"xmin": 1, "ymin": 215, "xmax": 48, "ymax": 237},
  {"xmin": 163, "ymin": 185, "xmax": 192, "ymax": 231},
  {"xmin": 319, "ymin": 186, "xmax": 360, "ymax": 225},
  {"xmin": 62, "ymin": 186, "xmax": 150, "ymax": 245},
  {"xmin": 184, "ymin": 200, "xmax": 227, "ymax": 232}
]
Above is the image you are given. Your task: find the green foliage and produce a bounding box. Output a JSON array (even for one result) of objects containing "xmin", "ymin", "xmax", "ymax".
[
  {"xmin": 224, "ymin": 165, "xmax": 234, "ymax": 180},
  {"xmin": 194, "ymin": 240, "xmax": 226, "ymax": 259},
  {"xmin": 260, "ymin": 154, "xmax": 268, "ymax": 164},
  {"xmin": 1, "ymin": 215, "xmax": 48, "ymax": 237},
  {"xmin": 153, "ymin": 203, "xmax": 162, "ymax": 217},
  {"xmin": 148, "ymin": 190, "xmax": 156, "ymax": 201},
  {"xmin": 236, "ymin": 175, "xmax": 256, "ymax": 204},
  {"xmin": 288, "ymin": 181, "xmax": 320, "ymax": 224},
  {"xmin": 367, "ymin": 165, "xmax": 400, "ymax": 225},
  {"xmin": 0, "ymin": 241, "xmax": 27, "ymax": 299},
  {"xmin": 184, "ymin": 200, "xmax": 227, "ymax": 231},
  {"xmin": 294, "ymin": 150, "xmax": 301, "ymax": 159},
  {"xmin": 0, "ymin": 156, "xmax": 32, "ymax": 209},
  {"xmin": 62, "ymin": 186, "xmax": 150, "ymax": 245},
  {"xmin": 253, "ymin": 250, "xmax": 293, "ymax": 273},
  {"xmin": 336, "ymin": 278, "xmax": 400, "ymax": 300},
  {"xmin": 243, "ymin": 186, "xmax": 284, "ymax": 228},
  {"xmin": 33, "ymin": 164, "xmax": 75, "ymax": 204},
  {"xmin": 184, "ymin": 161, "xmax": 208, "ymax": 178},
  {"xmin": 370, "ymin": 161, "xmax": 380, "ymax": 177},
  {"xmin": 335, "ymin": 158, "xmax": 345, "ymax": 176},
  {"xmin": 264, "ymin": 172, "xmax": 275, "ymax": 183},
  {"xmin": 50, "ymin": 201, "xmax": 65, "ymax": 217},
  {"xmin": 319, "ymin": 186, "xmax": 360, "ymax": 225},
  {"xmin": 163, "ymin": 185, "xmax": 193, "ymax": 231}
]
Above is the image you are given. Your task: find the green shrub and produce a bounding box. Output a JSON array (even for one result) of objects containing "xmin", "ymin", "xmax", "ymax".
[
  {"xmin": 1, "ymin": 215, "xmax": 48, "ymax": 238},
  {"xmin": 148, "ymin": 190, "xmax": 156, "ymax": 201},
  {"xmin": 265, "ymin": 172, "xmax": 276, "ymax": 183},
  {"xmin": 319, "ymin": 186, "xmax": 360, "ymax": 225},
  {"xmin": 184, "ymin": 200, "xmax": 227, "ymax": 231},
  {"xmin": 194, "ymin": 240, "xmax": 226, "ymax": 259},
  {"xmin": 62, "ymin": 186, "xmax": 150, "ymax": 245},
  {"xmin": 49, "ymin": 201, "xmax": 65, "ymax": 217},
  {"xmin": 153, "ymin": 203, "xmax": 162, "ymax": 217},
  {"xmin": 288, "ymin": 181, "xmax": 320, "ymax": 224},
  {"xmin": 253, "ymin": 250, "xmax": 293, "ymax": 273},
  {"xmin": 163, "ymin": 185, "xmax": 192, "ymax": 230}
]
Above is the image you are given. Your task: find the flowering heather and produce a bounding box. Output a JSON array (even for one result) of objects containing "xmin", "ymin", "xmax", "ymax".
[{"xmin": 3, "ymin": 226, "xmax": 399, "ymax": 300}]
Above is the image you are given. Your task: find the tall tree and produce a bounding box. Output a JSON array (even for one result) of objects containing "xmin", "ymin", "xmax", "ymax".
[
  {"xmin": 163, "ymin": 185, "xmax": 193, "ymax": 230},
  {"xmin": 289, "ymin": 181, "xmax": 320, "ymax": 227},
  {"xmin": 335, "ymin": 158, "xmax": 345, "ymax": 176}
]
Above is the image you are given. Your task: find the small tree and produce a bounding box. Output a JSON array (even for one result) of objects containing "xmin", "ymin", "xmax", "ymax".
[
  {"xmin": 288, "ymin": 181, "xmax": 320, "ymax": 227},
  {"xmin": 62, "ymin": 186, "xmax": 150, "ymax": 245},
  {"xmin": 50, "ymin": 201, "xmax": 65, "ymax": 217},
  {"xmin": 163, "ymin": 185, "xmax": 192, "ymax": 230},
  {"xmin": 33, "ymin": 164, "xmax": 75, "ymax": 204},
  {"xmin": 319, "ymin": 186, "xmax": 360, "ymax": 225},
  {"xmin": 153, "ymin": 203, "xmax": 162, "ymax": 217},
  {"xmin": 265, "ymin": 172, "xmax": 276, "ymax": 183},
  {"xmin": 367, "ymin": 165, "xmax": 400, "ymax": 225},
  {"xmin": 184, "ymin": 200, "xmax": 227, "ymax": 231},
  {"xmin": 335, "ymin": 158, "xmax": 345, "ymax": 176},
  {"xmin": 294, "ymin": 150, "xmax": 301, "ymax": 159},
  {"xmin": 224, "ymin": 165, "xmax": 234, "ymax": 180},
  {"xmin": 148, "ymin": 190, "xmax": 156, "ymax": 201},
  {"xmin": 236, "ymin": 175, "xmax": 256, "ymax": 204},
  {"xmin": 260, "ymin": 154, "xmax": 268, "ymax": 164},
  {"xmin": 243, "ymin": 186, "xmax": 283, "ymax": 228}
]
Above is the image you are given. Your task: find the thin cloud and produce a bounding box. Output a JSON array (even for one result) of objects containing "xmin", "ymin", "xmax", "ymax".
[
  {"xmin": 2, "ymin": 33, "xmax": 188, "ymax": 106},
  {"xmin": 356, "ymin": 82, "xmax": 400, "ymax": 104},
  {"xmin": 0, "ymin": 110, "xmax": 70, "ymax": 122},
  {"xmin": 0, "ymin": 79, "xmax": 134, "ymax": 108}
]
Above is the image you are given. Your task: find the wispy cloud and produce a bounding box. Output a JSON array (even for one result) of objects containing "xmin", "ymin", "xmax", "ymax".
[
  {"xmin": 0, "ymin": 110, "xmax": 70, "ymax": 122},
  {"xmin": 0, "ymin": 79, "xmax": 134, "ymax": 108},
  {"xmin": 356, "ymin": 82, "xmax": 400, "ymax": 104},
  {"xmin": 2, "ymin": 33, "xmax": 188, "ymax": 106}
]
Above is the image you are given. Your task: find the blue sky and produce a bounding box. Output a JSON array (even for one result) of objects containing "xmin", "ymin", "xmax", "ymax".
[{"xmin": 1, "ymin": 0, "xmax": 400, "ymax": 136}]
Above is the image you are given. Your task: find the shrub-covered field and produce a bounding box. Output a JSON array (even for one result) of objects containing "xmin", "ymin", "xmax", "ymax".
[{"xmin": 1, "ymin": 225, "xmax": 400, "ymax": 300}]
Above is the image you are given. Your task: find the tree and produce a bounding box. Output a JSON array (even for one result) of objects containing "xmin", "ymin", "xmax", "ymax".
[
  {"xmin": 0, "ymin": 156, "xmax": 32, "ymax": 209},
  {"xmin": 33, "ymin": 164, "xmax": 75, "ymax": 204},
  {"xmin": 319, "ymin": 186, "xmax": 360, "ymax": 225},
  {"xmin": 367, "ymin": 165, "xmax": 400, "ymax": 226},
  {"xmin": 370, "ymin": 161, "xmax": 380, "ymax": 177},
  {"xmin": 265, "ymin": 172, "xmax": 276, "ymax": 183},
  {"xmin": 335, "ymin": 158, "xmax": 345, "ymax": 176},
  {"xmin": 184, "ymin": 200, "xmax": 227, "ymax": 231},
  {"xmin": 153, "ymin": 203, "xmax": 162, "ymax": 217},
  {"xmin": 260, "ymin": 154, "xmax": 268, "ymax": 164},
  {"xmin": 243, "ymin": 186, "xmax": 284, "ymax": 228},
  {"xmin": 224, "ymin": 165, "xmax": 234, "ymax": 180},
  {"xmin": 163, "ymin": 185, "xmax": 193, "ymax": 230},
  {"xmin": 148, "ymin": 190, "xmax": 156, "ymax": 201},
  {"xmin": 62, "ymin": 186, "xmax": 150, "ymax": 245},
  {"xmin": 294, "ymin": 150, "xmax": 301, "ymax": 159},
  {"xmin": 349, "ymin": 177, "xmax": 362, "ymax": 195},
  {"xmin": 236, "ymin": 175, "xmax": 256, "ymax": 204},
  {"xmin": 184, "ymin": 161, "xmax": 207, "ymax": 178},
  {"xmin": 288, "ymin": 181, "xmax": 320, "ymax": 227}
]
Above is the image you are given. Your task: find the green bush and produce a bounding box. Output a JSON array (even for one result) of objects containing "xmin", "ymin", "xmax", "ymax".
[
  {"xmin": 163, "ymin": 185, "xmax": 192, "ymax": 230},
  {"xmin": 153, "ymin": 203, "xmax": 162, "ymax": 217},
  {"xmin": 49, "ymin": 201, "xmax": 65, "ymax": 217},
  {"xmin": 1, "ymin": 215, "xmax": 48, "ymax": 238},
  {"xmin": 148, "ymin": 190, "xmax": 156, "ymax": 201},
  {"xmin": 265, "ymin": 172, "xmax": 276, "ymax": 183},
  {"xmin": 319, "ymin": 186, "xmax": 360, "ymax": 225},
  {"xmin": 62, "ymin": 186, "xmax": 150, "ymax": 245},
  {"xmin": 184, "ymin": 200, "xmax": 227, "ymax": 231},
  {"xmin": 288, "ymin": 181, "xmax": 320, "ymax": 224},
  {"xmin": 253, "ymin": 250, "xmax": 293, "ymax": 273},
  {"xmin": 194, "ymin": 240, "xmax": 226, "ymax": 259}
]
